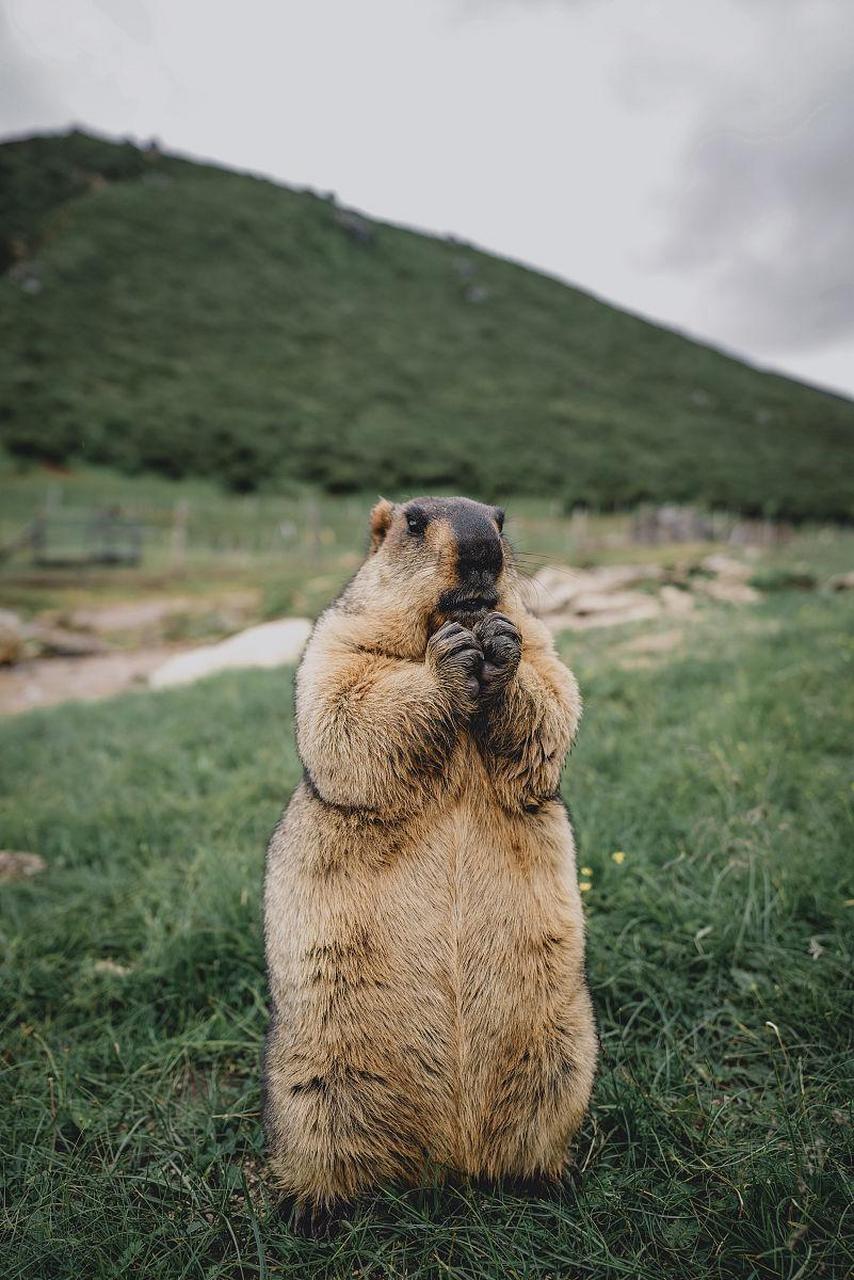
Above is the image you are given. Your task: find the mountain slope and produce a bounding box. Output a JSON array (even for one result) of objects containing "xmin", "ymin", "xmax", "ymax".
[{"xmin": 1, "ymin": 129, "xmax": 852, "ymax": 516}]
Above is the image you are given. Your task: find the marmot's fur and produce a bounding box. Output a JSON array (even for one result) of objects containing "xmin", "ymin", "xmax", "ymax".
[{"xmin": 263, "ymin": 497, "xmax": 596, "ymax": 1213}]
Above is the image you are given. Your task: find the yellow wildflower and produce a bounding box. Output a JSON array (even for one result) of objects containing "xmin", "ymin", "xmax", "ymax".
[
  {"xmin": 580, "ymin": 866, "xmax": 593, "ymax": 877},
  {"xmin": 611, "ymin": 850, "xmax": 626, "ymax": 865},
  {"xmin": 579, "ymin": 880, "xmax": 592, "ymax": 893}
]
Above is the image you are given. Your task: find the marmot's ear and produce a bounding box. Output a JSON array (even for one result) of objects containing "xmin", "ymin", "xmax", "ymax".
[{"xmin": 369, "ymin": 498, "xmax": 395, "ymax": 553}]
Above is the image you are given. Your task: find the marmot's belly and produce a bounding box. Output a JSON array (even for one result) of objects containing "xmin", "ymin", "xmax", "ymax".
[
  {"xmin": 271, "ymin": 787, "xmax": 586, "ymax": 1173},
  {"xmin": 370, "ymin": 795, "xmax": 584, "ymax": 1166}
]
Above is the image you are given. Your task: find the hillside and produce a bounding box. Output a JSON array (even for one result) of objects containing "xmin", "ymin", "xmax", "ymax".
[{"xmin": 1, "ymin": 128, "xmax": 853, "ymax": 517}]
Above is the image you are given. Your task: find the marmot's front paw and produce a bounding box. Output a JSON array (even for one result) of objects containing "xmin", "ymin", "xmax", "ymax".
[
  {"xmin": 474, "ymin": 612, "xmax": 521, "ymax": 703},
  {"xmin": 427, "ymin": 620, "xmax": 483, "ymax": 709}
]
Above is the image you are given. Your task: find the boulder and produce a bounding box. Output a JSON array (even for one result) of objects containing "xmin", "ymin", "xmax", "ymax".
[
  {"xmin": 544, "ymin": 593, "xmax": 661, "ymax": 633},
  {"xmin": 529, "ymin": 564, "xmax": 664, "ymax": 616},
  {"xmin": 149, "ymin": 618, "xmax": 312, "ymax": 689},
  {"xmin": 660, "ymin": 585, "xmax": 695, "ymax": 615},
  {"xmin": 571, "ymin": 589, "xmax": 659, "ymax": 617},
  {"xmin": 694, "ymin": 578, "xmax": 760, "ymax": 605},
  {"xmin": 828, "ymin": 571, "xmax": 854, "ymax": 591},
  {"xmin": 700, "ymin": 554, "xmax": 752, "ymax": 581}
]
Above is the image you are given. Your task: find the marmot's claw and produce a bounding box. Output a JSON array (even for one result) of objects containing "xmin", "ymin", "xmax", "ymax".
[
  {"xmin": 474, "ymin": 612, "xmax": 522, "ymax": 679},
  {"xmin": 427, "ymin": 621, "xmax": 483, "ymax": 704},
  {"xmin": 428, "ymin": 620, "xmax": 481, "ymax": 661},
  {"xmin": 278, "ymin": 1196, "xmax": 351, "ymax": 1239}
]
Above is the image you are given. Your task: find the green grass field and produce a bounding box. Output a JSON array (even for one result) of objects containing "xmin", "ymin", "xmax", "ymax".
[{"xmin": 2, "ymin": 584, "xmax": 852, "ymax": 1278}]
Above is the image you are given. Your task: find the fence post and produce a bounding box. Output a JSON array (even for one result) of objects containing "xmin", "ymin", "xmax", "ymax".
[
  {"xmin": 303, "ymin": 494, "xmax": 320, "ymax": 563},
  {"xmin": 171, "ymin": 499, "xmax": 189, "ymax": 567}
]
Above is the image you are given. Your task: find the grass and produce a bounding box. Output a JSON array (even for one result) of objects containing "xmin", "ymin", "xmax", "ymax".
[
  {"xmin": 1, "ymin": 586, "xmax": 852, "ymax": 1278},
  {"xmin": 2, "ymin": 130, "xmax": 854, "ymax": 516}
]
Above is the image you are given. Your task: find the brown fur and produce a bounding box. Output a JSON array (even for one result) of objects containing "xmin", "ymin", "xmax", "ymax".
[{"xmin": 263, "ymin": 496, "xmax": 597, "ymax": 1211}]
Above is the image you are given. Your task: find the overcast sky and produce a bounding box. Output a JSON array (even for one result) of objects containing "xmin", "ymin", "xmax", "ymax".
[{"xmin": 3, "ymin": 0, "xmax": 853, "ymax": 397}]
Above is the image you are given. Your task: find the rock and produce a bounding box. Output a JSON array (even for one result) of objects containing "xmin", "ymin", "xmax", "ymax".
[
  {"xmin": 700, "ymin": 554, "xmax": 752, "ymax": 581},
  {"xmin": 335, "ymin": 208, "xmax": 374, "ymax": 244},
  {"xmin": 571, "ymin": 589, "xmax": 660, "ymax": 617},
  {"xmin": 694, "ymin": 579, "xmax": 760, "ymax": 605},
  {"xmin": 545, "ymin": 596, "xmax": 661, "ymax": 633},
  {"xmin": 828, "ymin": 571, "xmax": 854, "ymax": 591},
  {"xmin": 529, "ymin": 564, "xmax": 664, "ymax": 616},
  {"xmin": 660, "ymin": 585, "xmax": 695, "ymax": 614},
  {"xmin": 527, "ymin": 566, "xmax": 586, "ymax": 614},
  {"xmin": 591, "ymin": 565, "xmax": 666, "ymax": 590},
  {"xmin": 0, "ymin": 609, "xmax": 24, "ymax": 665},
  {"xmin": 93, "ymin": 959, "xmax": 131, "ymax": 977},
  {"xmin": 149, "ymin": 618, "xmax": 312, "ymax": 689},
  {"xmin": 0, "ymin": 851, "xmax": 47, "ymax": 880}
]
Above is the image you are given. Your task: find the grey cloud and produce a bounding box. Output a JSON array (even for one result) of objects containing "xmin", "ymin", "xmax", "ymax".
[
  {"xmin": 0, "ymin": 10, "xmax": 61, "ymax": 133},
  {"xmin": 659, "ymin": 13, "xmax": 854, "ymax": 354},
  {"xmin": 91, "ymin": 0, "xmax": 153, "ymax": 44}
]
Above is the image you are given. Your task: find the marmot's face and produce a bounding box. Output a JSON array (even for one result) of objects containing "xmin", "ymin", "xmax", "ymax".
[{"xmin": 369, "ymin": 496, "xmax": 508, "ymax": 624}]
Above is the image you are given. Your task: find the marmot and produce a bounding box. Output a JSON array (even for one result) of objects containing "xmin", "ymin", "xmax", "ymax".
[{"xmin": 263, "ymin": 496, "xmax": 597, "ymax": 1216}]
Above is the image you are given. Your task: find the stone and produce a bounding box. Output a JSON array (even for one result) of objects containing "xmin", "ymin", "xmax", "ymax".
[
  {"xmin": 544, "ymin": 597, "xmax": 662, "ymax": 633},
  {"xmin": 700, "ymin": 554, "xmax": 752, "ymax": 581},
  {"xmin": 694, "ymin": 579, "xmax": 760, "ymax": 605},
  {"xmin": 529, "ymin": 564, "xmax": 664, "ymax": 617},
  {"xmin": 0, "ymin": 851, "xmax": 47, "ymax": 880},
  {"xmin": 660, "ymin": 585, "xmax": 695, "ymax": 614},
  {"xmin": 0, "ymin": 610, "xmax": 24, "ymax": 665}
]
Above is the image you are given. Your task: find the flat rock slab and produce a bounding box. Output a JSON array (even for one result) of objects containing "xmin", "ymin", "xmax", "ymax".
[
  {"xmin": 530, "ymin": 557, "xmax": 761, "ymax": 632},
  {"xmin": 149, "ymin": 618, "xmax": 312, "ymax": 689}
]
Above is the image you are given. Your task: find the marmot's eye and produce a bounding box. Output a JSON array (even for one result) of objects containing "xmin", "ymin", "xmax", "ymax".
[{"xmin": 406, "ymin": 511, "xmax": 426, "ymax": 536}]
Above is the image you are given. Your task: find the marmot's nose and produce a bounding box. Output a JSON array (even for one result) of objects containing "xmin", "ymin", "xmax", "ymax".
[{"xmin": 457, "ymin": 533, "xmax": 502, "ymax": 580}]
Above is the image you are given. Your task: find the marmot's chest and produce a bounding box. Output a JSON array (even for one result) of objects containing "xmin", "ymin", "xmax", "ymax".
[{"xmin": 418, "ymin": 735, "xmax": 573, "ymax": 901}]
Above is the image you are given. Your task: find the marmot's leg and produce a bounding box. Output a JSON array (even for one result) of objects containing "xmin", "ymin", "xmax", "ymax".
[
  {"xmin": 263, "ymin": 1022, "xmax": 425, "ymax": 1212},
  {"xmin": 473, "ymin": 987, "xmax": 597, "ymax": 1182}
]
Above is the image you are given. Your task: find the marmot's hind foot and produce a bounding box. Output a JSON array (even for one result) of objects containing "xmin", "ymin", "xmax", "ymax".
[
  {"xmin": 275, "ymin": 1193, "xmax": 354, "ymax": 1240},
  {"xmin": 468, "ymin": 1169, "xmax": 568, "ymax": 1202}
]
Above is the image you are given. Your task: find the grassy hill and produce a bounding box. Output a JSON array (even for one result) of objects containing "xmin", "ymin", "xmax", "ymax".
[{"xmin": 2, "ymin": 128, "xmax": 853, "ymax": 518}]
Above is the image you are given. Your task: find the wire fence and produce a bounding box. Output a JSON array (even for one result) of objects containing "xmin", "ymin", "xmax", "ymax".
[{"xmin": 0, "ymin": 483, "xmax": 795, "ymax": 574}]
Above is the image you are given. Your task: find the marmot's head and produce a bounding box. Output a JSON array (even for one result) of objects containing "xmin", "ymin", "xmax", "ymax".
[{"xmin": 367, "ymin": 495, "xmax": 514, "ymax": 627}]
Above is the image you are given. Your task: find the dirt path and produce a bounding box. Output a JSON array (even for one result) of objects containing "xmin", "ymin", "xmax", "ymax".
[{"xmin": 0, "ymin": 646, "xmax": 188, "ymax": 715}]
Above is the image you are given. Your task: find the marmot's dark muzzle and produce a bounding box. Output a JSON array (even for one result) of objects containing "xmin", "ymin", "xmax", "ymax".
[
  {"xmin": 439, "ymin": 522, "xmax": 502, "ymax": 616},
  {"xmin": 444, "ymin": 512, "xmax": 503, "ymax": 615},
  {"xmin": 448, "ymin": 503, "xmax": 504, "ymax": 583},
  {"xmin": 457, "ymin": 531, "xmax": 503, "ymax": 581}
]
